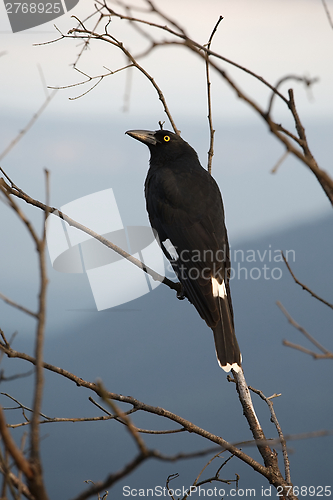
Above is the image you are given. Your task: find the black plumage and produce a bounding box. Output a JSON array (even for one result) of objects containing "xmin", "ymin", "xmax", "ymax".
[{"xmin": 126, "ymin": 129, "xmax": 241, "ymax": 372}]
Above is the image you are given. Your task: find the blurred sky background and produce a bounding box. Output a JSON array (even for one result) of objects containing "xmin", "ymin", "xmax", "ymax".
[
  {"xmin": 1, "ymin": 0, "xmax": 333, "ymax": 241},
  {"xmin": 0, "ymin": 1, "xmax": 333, "ymax": 497}
]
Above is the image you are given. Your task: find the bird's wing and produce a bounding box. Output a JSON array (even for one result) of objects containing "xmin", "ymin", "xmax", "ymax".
[{"xmin": 146, "ymin": 167, "xmax": 233, "ymax": 330}]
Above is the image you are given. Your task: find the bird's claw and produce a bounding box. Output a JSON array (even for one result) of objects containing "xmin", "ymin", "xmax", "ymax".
[{"xmin": 176, "ymin": 283, "xmax": 185, "ymax": 300}]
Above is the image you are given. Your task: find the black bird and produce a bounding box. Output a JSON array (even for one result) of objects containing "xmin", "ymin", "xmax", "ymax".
[{"xmin": 126, "ymin": 129, "xmax": 241, "ymax": 372}]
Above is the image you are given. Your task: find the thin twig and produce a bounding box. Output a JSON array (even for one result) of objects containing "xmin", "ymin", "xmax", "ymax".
[
  {"xmin": 267, "ymin": 74, "xmax": 318, "ymax": 116},
  {"xmin": 282, "ymin": 340, "xmax": 333, "ymax": 360},
  {"xmin": 1, "ymin": 393, "xmax": 50, "ymax": 420},
  {"xmin": 171, "ymin": 452, "xmax": 237, "ymax": 500},
  {"xmin": 287, "ymin": 87, "xmax": 333, "ymax": 204},
  {"xmin": 0, "ymin": 461, "xmax": 34, "ymax": 500},
  {"xmin": 0, "ymin": 445, "xmax": 22, "ymax": 500},
  {"xmin": 166, "ymin": 473, "xmax": 178, "ymax": 500},
  {"xmin": 0, "ymin": 172, "xmax": 52, "ymax": 497},
  {"xmin": 0, "ymin": 180, "xmax": 40, "ymax": 249},
  {"xmin": 0, "ymin": 292, "xmax": 38, "ymax": 318},
  {"xmin": 88, "ymin": 397, "xmax": 113, "ymax": 416},
  {"xmin": 71, "ymin": 10, "xmax": 106, "ymax": 69},
  {"xmin": 271, "ymin": 150, "xmax": 290, "ymax": 174},
  {"xmin": 152, "ymin": 447, "xmax": 223, "ymax": 462},
  {"xmin": 192, "ymin": 449, "xmax": 225, "ymax": 489},
  {"xmin": 276, "ymin": 301, "xmax": 332, "ymax": 357},
  {"xmin": 0, "ymin": 369, "xmax": 33, "ymax": 383},
  {"xmin": 0, "ymin": 90, "xmax": 57, "ymax": 163},
  {"xmin": 8, "ymin": 416, "xmax": 116, "ymax": 428},
  {"xmin": 27, "ymin": 170, "xmax": 50, "ymax": 500},
  {"xmin": 281, "ymin": 251, "xmax": 333, "ymax": 309},
  {"xmin": 70, "ymin": 451, "xmax": 149, "ymax": 500},
  {"xmin": 249, "ymin": 386, "xmax": 290, "ymax": 483},
  {"xmin": 97, "ymin": 381, "xmax": 149, "ymax": 456},
  {"xmin": 0, "ymin": 406, "xmax": 33, "ymax": 479},
  {"xmin": 321, "ymin": 0, "xmax": 333, "ymax": 29},
  {"xmin": 48, "ymin": 65, "xmax": 133, "ymax": 93},
  {"xmin": 205, "ymin": 16, "xmax": 223, "ymax": 174}
]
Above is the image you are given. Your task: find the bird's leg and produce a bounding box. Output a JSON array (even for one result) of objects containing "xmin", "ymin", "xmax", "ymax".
[{"xmin": 176, "ymin": 283, "xmax": 186, "ymax": 300}]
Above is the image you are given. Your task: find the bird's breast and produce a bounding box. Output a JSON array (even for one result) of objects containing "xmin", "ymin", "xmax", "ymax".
[{"xmin": 146, "ymin": 166, "xmax": 208, "ymax": 209}]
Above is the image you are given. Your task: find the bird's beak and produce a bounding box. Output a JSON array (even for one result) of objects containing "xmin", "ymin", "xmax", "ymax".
[{"xmin": 126, "ymin": 130, "xmax": 157, "ymax": 146}]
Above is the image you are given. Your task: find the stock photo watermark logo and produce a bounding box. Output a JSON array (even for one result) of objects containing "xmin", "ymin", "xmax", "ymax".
[
  {"xmin": 228, "ymin": 246, "xmax": 295, "ymax": 281},
  {"xmin": 4, "ymin": 0, "xmax": 80, "ymax": 33},
  {"xmin": 163, "ymin": 246, "xmax": 295, "ymax": 283},
  {"xmin": 46, "ymin": 188, "xmax": 165, "ymax": 310}
]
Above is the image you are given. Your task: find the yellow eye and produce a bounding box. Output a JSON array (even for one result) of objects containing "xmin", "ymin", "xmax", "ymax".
[{"xmin": 164, "ymin": 135, "xmax": 170, "ymax": 142}]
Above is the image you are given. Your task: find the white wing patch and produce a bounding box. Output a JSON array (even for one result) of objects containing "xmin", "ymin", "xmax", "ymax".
[
  {"xmin": 211, "ymin": 277, "xmax": 227, "ymax": 298},
  {"xmin": 162, "ymin": 239, "xmax": 179, "ymax": 260}
]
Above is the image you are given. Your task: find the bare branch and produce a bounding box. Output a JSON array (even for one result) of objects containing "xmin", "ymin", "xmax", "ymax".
[
  {"xmin": 2, "ymin": 393, "xmax": 50, "ymax": 420},
  {"xmin": 96, "ymin": 381, "xmax": 148, "ymax": 455},
  {"xmin": 70, "ymin": 451, "xmax": 148, "ymax": 500},
  {"xmin": 0, "ymin": 180, "xmax": 40, "ymax": 249},
  {"xmin": 71, "ymin": 9, "xmax": 107, "ymax": 69},
  {"xmin": 1, "ymin": 170, "xmax": 51, "ymax": 497},
  {"xmin": 249, "ymin": 386, "xmax": 290, "ymax": 483},
  {"xmin": 0, "ymin": 369, "xmax": 33, "ymax": 383},
  {"xmin": 0, "ymin": 90, "xmax": 57, "ymax": 163},
  {"xmin": 205, "ymin": 16, "xmax": 223, "ymax": 174},
  {"xmin": 0, "ymin": 176, "xmax": 181, "ymax": 296},
  {"xmin": 99, "ymin": 1, "xmax": 289, "ymax": 104},
  {"xmin": 287, "ymin": 88, "xmax": 333, "ymax": 204},
  {"xmin": 0, "ymin": 406, "xmax": 34, "ymax": 480},
  {"xmin": 281, "ymin": 251, "xmax": 333, "ymax": 309},
  {"xmin": 152, "ymin": 447, "xmax": 223, "ymax": 463},
  {"xmin": 88, "ymin": 396, "xmax": 183, "ymax": 434},
  {"xmin": 282, "ymin": 340, "xmax": 333, "ymax": 360},
  {"xmin": 231, "ymin": 369, "xmax": 280, "ymax": 472},
  {"xmin": 50, "ymin": 65, "xmax": 134, "ymax": 100},
  {"xmin": 0, "ymin": 292, "xmax": 38, "ymax": 318},
  {"xmin": 321, "ymin": 0, "xmax": 333, "ymax": 29},
  {"xmin": 267, "ymin": 74, "xmax": 318, "ymax": 117},
  {"xmin": 0, "ymin": 461, "xmax": 35, "ymax": 500},
  {"xmin": 29, "ymin": 176, "xmax": 47, "ymax": 460},
  {"xmin": 195, "ymin": 450, "xmax": 223, "ymax": 485},
  {"xmin": 277, "ymin": 301, "xmax": 333, "ymax": 358},
  {"xmin": 271, "ymin": 150, "xmax": 290, "ymax": 174}
]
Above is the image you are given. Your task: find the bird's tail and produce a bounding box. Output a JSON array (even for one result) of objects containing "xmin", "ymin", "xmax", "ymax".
[{"xmin": 213, "ymin": 296, "xmax": 242, "ymax": 373}]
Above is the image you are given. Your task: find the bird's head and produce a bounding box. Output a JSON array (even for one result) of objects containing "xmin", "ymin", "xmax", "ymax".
[{"xmin": 126, "ymin": 129, "xmax": 198, "ymax": 164}]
